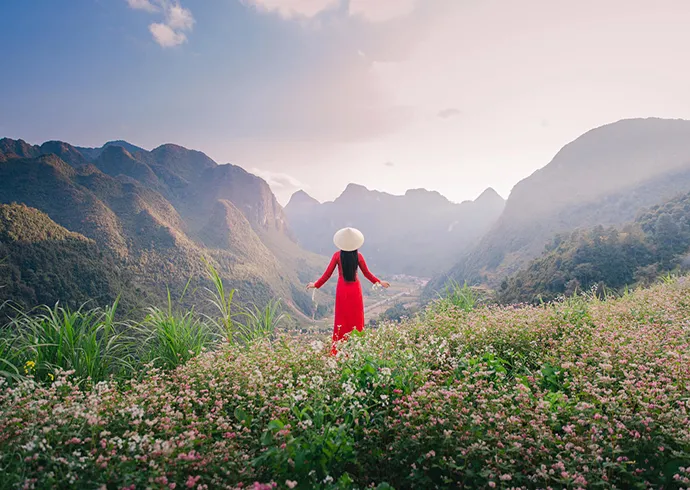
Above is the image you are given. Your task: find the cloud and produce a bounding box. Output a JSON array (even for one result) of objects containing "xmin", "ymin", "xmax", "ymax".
[
  {"xmin": 149, "ymin": 23, "xmax": 187, "ymax": 47},
  {"xmin": 166, "ymin": 4, "xmax": 194, "ymax": 30},
  {"xmin": 241, "ymin": 0, "xmax": 338, "ymax": 19},
  {"xmin": 437, "ymin": 108, "xmax": 461, "ymax": 119},
  {"xmin": 251, "ymin": 168, "xmax": 306, "ymax": 190},
  {"xmin": 384, "ymin": 161, "xmax": 394, "ymax": 167},
  {"xmin": 127, "ymin": 0, "xmax": 158, "ymax": 12},
  {"xmin": 241, "ymin": 0, "xmax": 418, "ymax": 22},
  {"xmin": 126, "ymin": 0, "xmax": 194, "ymax": 48}
]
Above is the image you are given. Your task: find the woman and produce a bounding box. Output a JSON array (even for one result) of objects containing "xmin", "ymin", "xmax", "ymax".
[{"xmin": 307, "ymin": 227, "xmax": 389, "ymax": 355}]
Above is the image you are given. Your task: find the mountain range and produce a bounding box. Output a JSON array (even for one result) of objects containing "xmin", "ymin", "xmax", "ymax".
[
  {"xmin": 426, "ymin": 117, "xmax": 690, "ymax": 295},
  {"xmin": 0, "ymin": 137, "xmax": 328, "ymax": 318},
  {"xmin": 3, "ymin": 117, "xmax": 690, "ymax": 315},
  {"xmin": 285, "ymin": 185, "xmax": 505, "ymax": 277}
]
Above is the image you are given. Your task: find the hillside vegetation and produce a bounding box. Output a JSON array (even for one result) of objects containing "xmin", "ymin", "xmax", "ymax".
[
  {"xmin": 0, "ymin": 204, "xmax": 137, "ymax": 311},
  {"xmin": 497, "ymin": 190, "xmax": 690, "ymax": 304},
  {"xmin": 1, "ymin": 279, "xmax": 689, "ymax": 489},
  {"xmin": 428, "ymin": 118, "xmax": 690, "ymax": 295},
  {"xmin": 0, "ymin": 138, "xmax": 330, "ymax": 319}
]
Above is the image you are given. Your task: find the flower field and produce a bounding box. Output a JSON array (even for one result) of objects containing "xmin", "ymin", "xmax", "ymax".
[{"xmin": 1, "ymin": 281, "xmax": 690, "ymax": 489}]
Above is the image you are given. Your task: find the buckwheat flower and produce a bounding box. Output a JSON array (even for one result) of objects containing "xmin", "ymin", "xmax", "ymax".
[{"xmin": 185, "ymin": 475, "xmax": 200, "ymax": 488}]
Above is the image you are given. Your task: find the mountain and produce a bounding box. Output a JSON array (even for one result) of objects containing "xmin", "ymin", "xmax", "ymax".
[
  {"xmin": 284, "ymin": 184, "xmax": 505, "ymax": 277},
  {"xmin": 0, "ymin": 203, "xmax": 136, "ymax": 311},
  {"xmin": 427, "ymin": 117, "xmax": 690, "ymax": 294},
  {"xmin": 0, "ymin": 138, "xmax": 328, "ymax": 318},
  {"xmin": 76, "ymin": 140, "xmax": 148, "ymax": 160},
  {"xmin": 497, "ymin": 189, "xmax": 690, "ymax": 304}
]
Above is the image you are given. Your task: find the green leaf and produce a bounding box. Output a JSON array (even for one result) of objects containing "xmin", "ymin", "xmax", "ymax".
[
  {"xmin": 260, "ymin": 430, "xmax": 273, "ymax": 446},
  {"xmin": 234, "ymin": 407, "xmax": 249, "ymax": 425}
]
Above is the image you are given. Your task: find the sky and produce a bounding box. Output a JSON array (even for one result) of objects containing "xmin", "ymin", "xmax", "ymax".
[{"xmin": 1, "ymin": 0, "xmax": 690, "ymax": 205}]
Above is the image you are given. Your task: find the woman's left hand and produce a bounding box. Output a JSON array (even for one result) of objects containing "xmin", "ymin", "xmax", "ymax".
[
  {"xmin": 380, "ymin": 281, "xmax": 391, "ymax": 288},
  {"xmin": 306, "ymin": 282, "xmax": 316, "ymax": 290}
]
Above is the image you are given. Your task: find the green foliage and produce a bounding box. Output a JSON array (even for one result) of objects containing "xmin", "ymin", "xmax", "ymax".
[
  {"xmin": 236, "ymin": 298, "xmax": 290, "ymax": 345},
  {"xmin": 3, "ymin": 280, "xmax": 690, "ymax": 488},
  {"xmin": 202, "ymin": 258, "xmax": 240, "ymax": 343},
  {"xmin": 2, "ymin": 301, "xmax": 135, "ymax": 385},
  {"xmin": 138, "ymin": 303, "xmax": 215, "ymax": 371},
  {"xmin": 0, "ymin": 332, "xmax": 21, "ymax": 380},
  {"xmin": 378, "ymin": 302, "xmax": 414, "ymax": 323},
  {"xmin": 0, "ymin": 204, "xmax": 137, "ymax": 313},
  {"xmin": 498, "ymin": 190, "xmax": 690, "ymax": 304},
  {"xmin": 430, "ymin": 280, "xmax": 481, "ymax": 315}
]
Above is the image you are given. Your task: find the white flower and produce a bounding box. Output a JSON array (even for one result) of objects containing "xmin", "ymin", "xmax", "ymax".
[{"xmin": 342, "ymin": 381, "xmax": 356, "ymax": 396}]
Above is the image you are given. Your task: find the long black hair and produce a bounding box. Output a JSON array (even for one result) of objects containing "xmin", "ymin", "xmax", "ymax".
[{"xmin": 340, "ymin": 250, "xmax": 359, "ymax": 282}]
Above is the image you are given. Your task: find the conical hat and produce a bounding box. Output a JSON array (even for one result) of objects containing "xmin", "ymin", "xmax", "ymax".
[{"xmin": 333, "ymin": 227, "xmax": 364, "ymax": 252}]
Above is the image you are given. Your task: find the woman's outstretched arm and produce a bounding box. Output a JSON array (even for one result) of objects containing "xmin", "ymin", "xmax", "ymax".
[
  {"xmin": 311, "ymin": 252, "xmax": 338, "ymax": 289},
  {"xmin": 358, "ymin": 253, "xmax": 389, "ymax": 287}
]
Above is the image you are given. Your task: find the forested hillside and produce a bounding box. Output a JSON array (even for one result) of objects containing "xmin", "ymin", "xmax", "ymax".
[
  {"xmin": 0, "ymin": 204, "xmax": 137, "ymax": 311},
  {"xmin": 497, "ymin": 190, "xmax": 690, "ymax": 303},
  {"xmin": 0, "ymin": 138, "xmax": 329, "ymax": 318},
  {"xmin": 427, "ymin": 118, "xmax": 690, "ymax": 296}
]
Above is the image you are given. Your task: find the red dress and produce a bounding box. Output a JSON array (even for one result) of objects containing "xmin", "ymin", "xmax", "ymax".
[{"xmin": 314, "ymin": 251, "xmax": 380, "ymax": 354}]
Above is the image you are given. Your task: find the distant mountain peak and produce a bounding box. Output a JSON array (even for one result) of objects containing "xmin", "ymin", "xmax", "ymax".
[
  {"xmin": 152, "ymin": 143, "xmax": 185, "ymax": 151},
  {"xmin": 287, "ymin": 190, "xmax": 320, "ymax": 207},
  {"xmin": 342, "ymin": 183, "xmax": 369, "ymax": 194},
  {"xmin": 103, "ymin": 140, "xmax": 147, "ymax": 153},
  {"xmin": 475, "ymin": 187, "xmax": 504, "ymax": 203},
  {"xmin": 0, "ymin": 137, "xmax": 39, "ymax": 161},
  {"xmin": 404, "ymin": 188, "xmax": 449, "ymax": 204},
  {"xmin": 335, "ymin": 183, "xmax": 375, "ymax": 203},
  {"xmin": 100, "ymin": 144, "xmax": 134, "ymax": 159}
]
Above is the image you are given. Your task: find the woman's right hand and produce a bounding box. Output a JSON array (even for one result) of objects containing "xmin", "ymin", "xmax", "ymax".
[{"xmin": 306, "ymin": 282, "xmax": 316, "ymax": 290}]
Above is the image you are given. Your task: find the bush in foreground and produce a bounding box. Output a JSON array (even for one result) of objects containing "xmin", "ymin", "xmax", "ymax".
[{"xmin": 1, "ymin": 281, "xmax": 689, "ymax": 489}]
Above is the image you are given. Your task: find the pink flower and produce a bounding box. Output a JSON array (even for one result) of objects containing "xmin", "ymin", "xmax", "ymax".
[
  {"xmin": 186, "ymin": 476, "xmax": 200, "ymax": 488},
  {"xmin": 285, "ymin": 481, "xmax": 297, "ymax": 489},
  {"xmin": 488, "ymin": 482, "xmax": 496, "ymax": 488}
]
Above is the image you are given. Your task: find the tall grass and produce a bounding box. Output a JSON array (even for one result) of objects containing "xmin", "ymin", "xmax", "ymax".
[
  {"xmin": 0, "ymin": 333, "xmax": 21, "ymax": 381},
  {"xmin": 5, "ymin": 300, "xmax": 136, "ymax": 385},
  {"xmin": 136, "ymin": 285, "xmax": 217, "ymax": 371},
  {"xmin": 0, "ymin": 259, "xmax": 297, "ymax": 385},
  {"xmin": 432, "ymin": 279, "xmax": 481, "ymax": 314},
  {"xmin": 203, "ymin": 258, "xmax": 240, "ymax": 343},
  {"xmin": 236, "ymin": 298, "xmax": 290, "ymax": 344}
]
